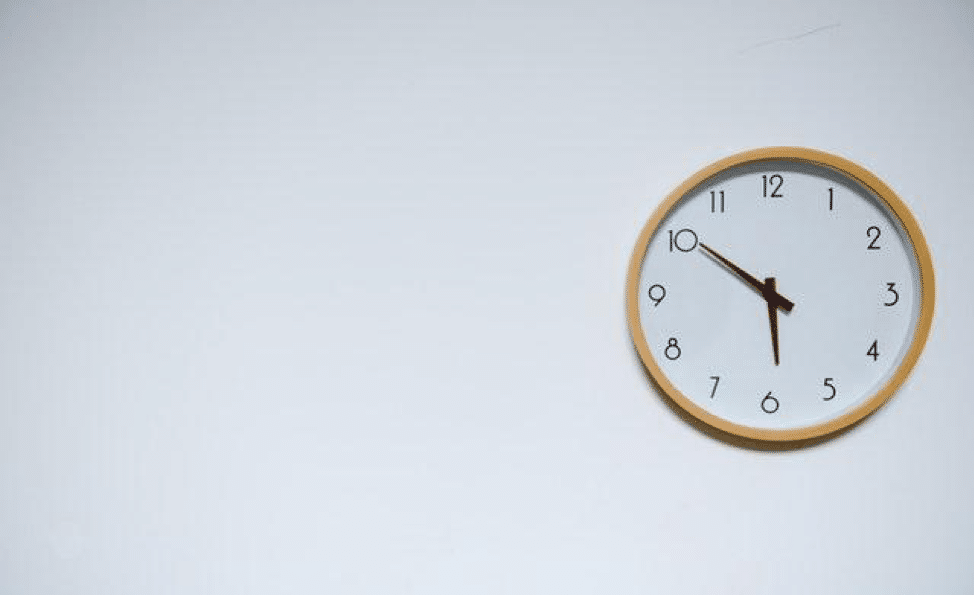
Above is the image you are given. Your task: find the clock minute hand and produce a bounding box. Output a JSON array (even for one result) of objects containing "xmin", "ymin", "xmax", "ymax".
[
  {"xmin": 765, "ymin": 277, "xmax": 781, "ymax": 365},
  {"xmin": 698, "ymin": 243, "xmax": 794, "ymax": 312}
]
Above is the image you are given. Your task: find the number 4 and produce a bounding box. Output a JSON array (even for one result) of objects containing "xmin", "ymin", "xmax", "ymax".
[{"xmin": 867, "ymin": 340, "xmax": 879, "ymax": 361}]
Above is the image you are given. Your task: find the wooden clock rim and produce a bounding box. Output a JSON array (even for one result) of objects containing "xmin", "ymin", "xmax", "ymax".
[{"xmin": 625, "ymin": 146, "xmax": 936, "ymax": 444}]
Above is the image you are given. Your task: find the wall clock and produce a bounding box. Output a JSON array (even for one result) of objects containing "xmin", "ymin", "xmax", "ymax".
[{"xmin": 626, "ymin": 147, "xmax": 934, "ymax": 444}]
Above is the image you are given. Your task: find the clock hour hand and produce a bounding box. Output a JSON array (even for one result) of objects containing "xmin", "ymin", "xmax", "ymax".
[{"xmin": 698, "ymin": 243, "xmax": 794, "ymax": 312}]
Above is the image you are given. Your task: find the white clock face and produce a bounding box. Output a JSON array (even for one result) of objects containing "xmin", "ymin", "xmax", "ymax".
[{"xmin": 632, "ymin": 157, "xmax": 927, "ymax": 435}]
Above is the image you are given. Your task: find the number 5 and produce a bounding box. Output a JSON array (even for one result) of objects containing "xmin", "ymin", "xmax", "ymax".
[{"xmin": 823, "ymin": 378, "xmax": 836, "ymax": 401}]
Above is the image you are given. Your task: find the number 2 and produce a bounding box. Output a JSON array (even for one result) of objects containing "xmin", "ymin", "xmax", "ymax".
[
  {"xmin": 762, "ymin": 174, "xmax": 783, "ymax": 198},
  {"xmin": 867, "ymin": 226, "xmax": 881, "ymax": 250}
]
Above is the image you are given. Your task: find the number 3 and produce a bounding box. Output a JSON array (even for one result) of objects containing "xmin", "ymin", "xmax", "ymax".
[{"xmin": 884, "ymin": 282, "xmax": 899, "ymax": 306}]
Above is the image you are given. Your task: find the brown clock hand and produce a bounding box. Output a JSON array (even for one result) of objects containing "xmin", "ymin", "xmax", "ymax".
[
  {"xmin": 765, "ymin": 277, "xmax": 780, "ymax": 365},
  {"xmin": 699, "ymin": 243, "xmax": 794, "ymax": 312}
]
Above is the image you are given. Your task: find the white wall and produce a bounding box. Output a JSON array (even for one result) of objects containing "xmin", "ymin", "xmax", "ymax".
[{"xmin": 1, "ymin": 0, "xmax": 973, "ymax": 593}]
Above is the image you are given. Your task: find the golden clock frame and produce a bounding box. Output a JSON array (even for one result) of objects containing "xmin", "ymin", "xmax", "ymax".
[{"xmin": 625, "ymin": 147, "xmax": 935, "ymax": 446}]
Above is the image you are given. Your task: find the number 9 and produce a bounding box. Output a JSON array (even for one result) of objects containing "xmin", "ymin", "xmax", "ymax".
[{"xmin": 648, "ymin": 284, "xmax": 666, "ymax": 307}]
